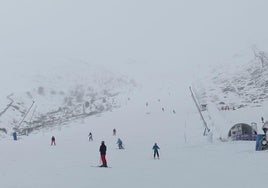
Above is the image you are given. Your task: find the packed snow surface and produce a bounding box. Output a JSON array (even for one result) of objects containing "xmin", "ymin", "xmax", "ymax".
[
  {"xmin": 0, "ymin": 59, "xmax": 267, "ymax": 188},
  {"xmin": 1, "ymin": 0, "xmax": 268, "ymax": 187}
]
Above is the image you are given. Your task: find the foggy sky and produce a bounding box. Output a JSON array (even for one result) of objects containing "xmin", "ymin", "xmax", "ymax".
[{"xmin": 1, "ymin": 0, "xmax": 268, "ymax": 69}]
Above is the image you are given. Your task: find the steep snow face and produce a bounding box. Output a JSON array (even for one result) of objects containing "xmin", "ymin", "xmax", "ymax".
[
  {"xmin": 196, "ymin": 49, "xmax": 268, "ymax": 110},
  {"xmin": 0, "ymin": 59, "xmax": 136, "ymax": 137},
  {"xmin": 192, "ymin": 48, "xmax": 268, "ymax": 139}
]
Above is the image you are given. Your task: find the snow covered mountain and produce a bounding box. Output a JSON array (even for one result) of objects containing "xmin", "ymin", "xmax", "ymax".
[
  {"xmin": 1, "ymin": 56, "xmax": 267, "ymax": 188},
  {"xmin": 0, "ymin": 59, "xmax": 136, "ymax": 137},
  {"xmin": 1, "ymin": 1, "xmax": 268, "ymax": 188},
  {"xmin": 191, "ymin": 48, "xmax": 268, "ymax": 139},
  {"xmin": 196, "ymin": 48, "xmax": 268, "ymax": 110}
]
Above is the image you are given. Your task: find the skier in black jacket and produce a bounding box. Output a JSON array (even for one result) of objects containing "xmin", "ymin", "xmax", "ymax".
[
  {"xmin": 99, "ymin": 141, "xmax": 107, "ymax": 167},
  {"xmin": 88, "ymin": 132, "xmax": 93, "ymax": 141},
  {"xmin": 51, "ymin": 136, "xmax": 56, "ymax": 146}
]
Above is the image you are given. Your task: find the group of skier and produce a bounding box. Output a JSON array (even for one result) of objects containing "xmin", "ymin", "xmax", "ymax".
[
  {"xmin": 96, "ymin": 129, "xmax": 160, "ymax": 167},
  {"xmin": 98, "ymin": 141, "xmax": 160, "ymax": 167},
  {"xmin": 50, "ymin": 115, "xmax": 268, "ymax": 166},
  {"xmin": 50, "ymin": 128, "xmax": 160, "ymax": 168}
]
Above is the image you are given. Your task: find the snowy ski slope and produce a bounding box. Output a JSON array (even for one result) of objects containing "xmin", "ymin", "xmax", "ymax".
[
  {"xmin": 0, "ymin": 58, "xmax": 267, "ymax": 188},
  {"xmin": 1, "ymin": 1, "xmax": 268, "ymax": 187}
]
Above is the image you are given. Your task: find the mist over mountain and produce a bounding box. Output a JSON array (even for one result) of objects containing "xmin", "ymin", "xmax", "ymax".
[
  {"xmin": 2, "ymin": 0, "xmax": 268, "ymax": 66},
  {"xmin": 0, "ymin": 60, "xmax": 136, "ymax": 137},
  {"xmin": 194, "ymin": 48, "xmax": 268, "ymax": 110},
  {"xmin": 1, "ymin": 1, "xmax": 268, "ymax": 188}
]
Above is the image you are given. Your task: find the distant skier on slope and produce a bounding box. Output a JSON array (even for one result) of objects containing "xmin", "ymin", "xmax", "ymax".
[
  {"xmin": 262, "ymin": 121, "xmax": 268, "ymax": 140},
  {"xmin": 88, "ymin": 132, "xmax": 93, "ymax": 141},
  {"xmin": 152, "ymin": 143, "xmax": 160, "ymax": 159},
  {"xmin": 99, "ymin": 141, "xmax": 108, "ymax": 167},
  {"xmin": 261, "ymin": 117, "xmax": 264, "ymax": 123},
  {"xmin": 51, "ymin": 136, "xmax": 56, "ymax": 146},
  {"xmin": 113, "ymin": 128, "xmax": 116, "ymax": 136},
  {"xmin": 117, "ymin": 138, "xmax": 124, "ymax": 149}
]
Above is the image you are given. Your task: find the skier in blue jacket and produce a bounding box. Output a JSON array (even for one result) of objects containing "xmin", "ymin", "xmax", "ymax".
[
  {"xmin": 117, "ymin": 138, "xmax": 124, "ymax": 149},
  {"xmin": 152, "ymin": 143, "xmax": 160, "ymax": 159}
]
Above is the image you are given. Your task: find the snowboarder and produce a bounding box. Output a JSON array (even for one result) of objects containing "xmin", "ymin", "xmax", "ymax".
[
  {"xmin": 152, "ymin": 143, "xmax": 160, "ymax": 159},
  {"xmin": 88, "ymin": 132, "xmax": 93, "ymax": 141},
  {"xmin": 113, "ymin": 128, "xmax": 116, "ymax": 136},
  {"xmin": 117, "ymin": 138, "xmax": 124, "ymax": 149},
  {"xmin": 51, "ymin": 136, "xmax": 56, "ymax": 146},
  {"xmin": 99, "ymin": 141, "xmax": 107, "ymax": 167}
]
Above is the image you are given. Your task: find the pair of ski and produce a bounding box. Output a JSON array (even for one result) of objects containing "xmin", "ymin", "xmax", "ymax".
[{"xmin": 91, "ymin": 165, "xmax": 111, "ymax": 168}]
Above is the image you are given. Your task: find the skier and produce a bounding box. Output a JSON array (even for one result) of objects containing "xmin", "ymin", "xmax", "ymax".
[
  {"xmin": 99, "ymin": 141, "xmax": 107, "ymax": 167},
  {"xmin": 117, "ymin": 138, "xmax": 124, "ymax": 149},
  {"xmin": 262, "ymin": 121, "xmax": 268, "ymax": 139},
  {"xmin": 51, "ymin": 136, "xmax": 56, "ymax": 146},
  {"xmin": 113, "ymin": 128, "xmax": 116, "ymax": 136},
  {"xmin": 88, "ymin": 132, "xmax": 93, "ymax": 141},
  {"xmin": 152, "ymin": 143, "xmax": 160, "ymax": 159},
  {"xmin": 261, "ymin": 117, "xmax": 264, "ymax": 123},
  {"xmin": 13, "ymin": 132, "xmax": 17, "ymax": 141}
]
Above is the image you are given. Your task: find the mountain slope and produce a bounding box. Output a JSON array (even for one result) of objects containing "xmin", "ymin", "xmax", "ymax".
[
  {"xmin": 0, "ymin": 80, "xmax": 266, "ymax": 188},
  {"xmin": 0, "ymin": 59, "xmax": 136, "ymax": 137}
]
